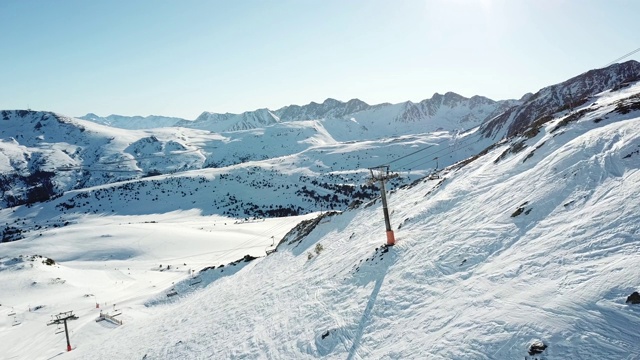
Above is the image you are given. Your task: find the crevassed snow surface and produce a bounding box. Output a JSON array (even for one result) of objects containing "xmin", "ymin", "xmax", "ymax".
[{"xmin": 1, "ymin": 85, "xmax": 639, "ymax": 359}]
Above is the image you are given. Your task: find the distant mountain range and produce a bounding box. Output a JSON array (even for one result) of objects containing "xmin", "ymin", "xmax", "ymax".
[
  {"xmin": 1, "ymin": 60, "xmax": 639, "ymax": 222},
  {"xmin": 81, "ymin": 92, "xmax": 520, "ymax": 134},
  {"xmin": 79, "ymin": 61, "xmax": 640, "ymax": 141},
  {"xmin": 79, "ymin": 113, "xmax": 190, "ymax": 129}
]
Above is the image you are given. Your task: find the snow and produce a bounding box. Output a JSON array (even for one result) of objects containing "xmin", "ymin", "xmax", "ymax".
[
  {"xmin": 0, "ymin": 212, "xmax": 315, "ymax": 359},
  {"xmin": 1, "ymin": 80, "xmax": 639, "ymax": 359},
  {"xmin": 1, "ymin": 67, "xmax": 640, "ymax": 359},
  {"xmin": 78, "ymin": 114, "xmax": 190, "ymax": 130}
]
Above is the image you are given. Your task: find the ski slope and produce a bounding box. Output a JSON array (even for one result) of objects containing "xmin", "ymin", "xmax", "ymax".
[
  {"xmin": 0, "ymin": 212, "xmax": 316, "ymax": 359},
  {"xmin": 1, "ymin": 82, "xmax": 638, "ymax": 359}
]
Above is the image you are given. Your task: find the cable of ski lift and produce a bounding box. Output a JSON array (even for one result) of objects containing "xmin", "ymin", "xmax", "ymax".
[
  {"xmin": 389, "ymin": 131, "xmax": 484, "ymax": 171},
  {"xmin": 370, "ymin": 125, "xmax": 479, "ymax": 170},
  {"xmin": 394, "ymin": 136, "xmax": 487, "ymax": 172},
  {"xmin": 604, "ymin": 46, "xmax": 640, "ymax": 67}
]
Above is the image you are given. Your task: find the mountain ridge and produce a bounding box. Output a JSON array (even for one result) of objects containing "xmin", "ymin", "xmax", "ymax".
[
  {"xmin": 480, "ymin": 60, "xmax": 640, "ymax": 139},
  {"xmin": 79, "ymin": 113, "xmax": 190, "ymax": 129},
  {"xmin": 79, "ymin": 91, "xmax": 518, "ymax": 133},
  {"xmin": 3, "ymin": 62, "xmax": 640, "ymax": 213}
]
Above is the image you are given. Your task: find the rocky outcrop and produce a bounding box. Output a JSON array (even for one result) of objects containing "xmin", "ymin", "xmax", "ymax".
[
  {"xmin": 627, "ymin": 291, "xmax": 640, "ymax": 304},
  {"xmin": 275, "ymin": 98, "xmax": 371, "ymax": 122},
  {"xmin": 480, "ymin": 60, "xmax": 640, "ymax": 140}
]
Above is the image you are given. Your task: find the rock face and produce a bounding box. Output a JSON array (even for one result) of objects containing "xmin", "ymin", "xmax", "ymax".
[
  {"xmin": 480, "ymin": 60, "xmax": 640, "ymax": 140},
  {"xmin": 392, "ymin": 92, "xmax": 519, "ymax": 127},
  {"xmin": 627, "ymin": 291, "xmax": 640, "ymax": 304},
  {"xmin": 274, "ymin": 98, "xmax": 371, "ymax": 122},
  {"xmin": 525, "ymin": 339, "xmax": 548, "ymax": 359}
]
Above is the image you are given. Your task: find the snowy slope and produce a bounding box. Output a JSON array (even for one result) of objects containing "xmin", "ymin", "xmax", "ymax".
[
  {"xmin": 78, "ymin": 114, "xmax": 191, "ymax": 130},
  {"xmin": 0, "ymin": 212, "xmax": 316, "ymax": 359},
  {"xmin": 0, "ymin": 77, "xmax": 638, "ymax": 359},
  {"xmin": 68, "ymin": 80, "xmax": 638, "ymax": 359},
  {"xmin": 2, "ymin": 107, "xmax": 493, "ymax": 225},
  {"xmin": 0, "ymin": 128, "xmax": 467, "ymax": 243},
  {"xmin": 481, "ymin": 60, "xmax": 640, "ymax": 140},
  {"xmin": 0, "ymin": 111, "xmax": 215, "ymax": 209}
]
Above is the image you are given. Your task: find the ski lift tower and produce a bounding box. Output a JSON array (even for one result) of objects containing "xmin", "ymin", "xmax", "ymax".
[
  {"xmin": 47, "ymin": 311, "xmax": 79, "ymax": 352},
  {"xmin": 368, "ymin": 165, "xmax": 398, "ymax": 246}
]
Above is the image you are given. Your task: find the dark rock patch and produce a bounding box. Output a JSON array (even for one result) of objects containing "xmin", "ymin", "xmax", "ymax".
[
  {"xmin": 526, "ymin": 339, "xmax": 547, "ymax": 359},
  {"xmin": 626, "ymin": 291, "xmax": 640, "ymax": 304}
]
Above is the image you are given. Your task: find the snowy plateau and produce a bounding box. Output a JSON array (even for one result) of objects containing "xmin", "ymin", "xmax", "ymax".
[{"xmin": 0, "ymin": 61, "xmax": 640, "ymax": 359}]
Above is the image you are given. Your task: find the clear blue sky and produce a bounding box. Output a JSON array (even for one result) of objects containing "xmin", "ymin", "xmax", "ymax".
[{"xmin": 1, "ymin": 0, "xmax": 638, "ymax": 119}]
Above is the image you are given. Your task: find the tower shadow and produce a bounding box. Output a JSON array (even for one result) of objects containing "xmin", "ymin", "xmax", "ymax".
[{"xmin": 347, "ymin": 245, "xmax": 397, "ymax": 360}]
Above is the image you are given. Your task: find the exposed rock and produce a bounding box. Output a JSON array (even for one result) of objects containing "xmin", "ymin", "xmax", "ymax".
[
  {"xmin": 528, "ymin": 339, "xmax": 547, "ymax": 355},
  {"xmin": 480, "ymin": 60, "xmax": 640, "ymax": 140},
  {"xmin": 626, "ymin": 291, "xmax": 640, "ymax": 304}
]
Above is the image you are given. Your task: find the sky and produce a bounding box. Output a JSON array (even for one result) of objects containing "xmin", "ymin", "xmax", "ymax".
[{"xmin": 1, "ymin": 0, "xmax": 639, "ymax": 119}]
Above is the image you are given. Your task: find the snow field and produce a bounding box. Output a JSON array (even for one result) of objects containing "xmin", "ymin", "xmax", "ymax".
[
  {"xmin": 0, "ymin": 212, "xmax": 314, "ymax": 360},
  {"xmin": 1, "ymin": 71, "xmax": 640, "ymax": 359},
  {"xmin": 70, "ymin": 111, "xmax": 640, "ymax": 359}
]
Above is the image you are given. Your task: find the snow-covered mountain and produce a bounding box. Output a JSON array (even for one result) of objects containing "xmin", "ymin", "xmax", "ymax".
[
  {"xmin": 82, "ymin": 93, "xmax": 519, "ymax": 136},
  {"xmin": 481, "ymin": 60, "xmax": 640, "ymax": 139},
  {"xmin": 0, "ymin": 110, "xmax": 210, "ymax": 209},
  {"xmin": 2, "ymin": 61, "xmax": 639, "ymax": 227},
  {"xmin": 0, "ymin": 70, "xmax": 639, "ymax": 359},
  {"xmin": 188, "ymin": 92, "xmax": 519, "ymax": 135},
  {"xmin": 78, "ymin": 113, "xmax": 190, "ymax": 129},
  {"xmin": 274, "ymin": 98, "xmax": 373, "ymax": 121},
  {"xmin": 185, "ymin": 108, "xmax": 281, "ymax": 132},
  {"xmin": 0, "ymin": 104, "xmax": 500, "ymax": 212}
]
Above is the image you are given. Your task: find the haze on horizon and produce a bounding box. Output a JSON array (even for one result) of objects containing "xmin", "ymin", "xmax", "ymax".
[{"xmin": 1, "ymin": 0, "xmax": 638, "ymax": 119}]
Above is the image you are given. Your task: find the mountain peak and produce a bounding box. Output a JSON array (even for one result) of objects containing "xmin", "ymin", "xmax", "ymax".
[
  {"xmin": 322, "ymin": 98, "xmax": 341, "ymax": 105},
  {"xmin": 519, "ymin": 92, "xmax": 534, "ymax": 102},
  {"xmin": 444, "ymin": 91, "xmax": 464, "ymax": 98},
  {"xmin": 346, "ymin": 98, "xmax": 367, "ymax": 105},
  {"xmin": 274, "ymin": 98, "xmax": 373, "ymax": 122}
]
